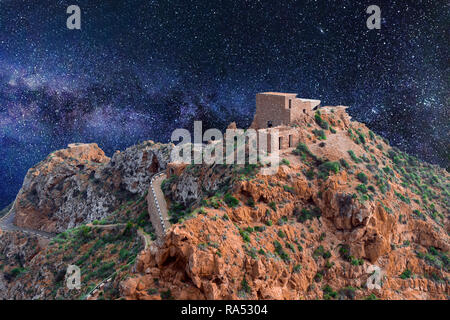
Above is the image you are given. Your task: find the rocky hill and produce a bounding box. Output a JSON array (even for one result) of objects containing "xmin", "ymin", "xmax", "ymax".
[
  {"xmin": 0, "ymin": 107, "xmax": 449, "ymax": 300},
  {"xmin": 14, "ymin": 141, "xmax": 172, "ymax": 233},
  {"xmin": 121, "ymin": 107, "xmax": 449, "ymax": 300}
]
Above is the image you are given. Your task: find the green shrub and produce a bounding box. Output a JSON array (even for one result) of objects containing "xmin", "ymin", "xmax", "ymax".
[
  {"xmin": 358, "ymin": 133, "xmax": 366, "ymax": 144},
  {"xmin": 322, "ymin": 285, "xmax": 337, "ymax": 299},
  {"xmin": 160, "ymin": 289, "xmax": 174, "ymax": 300},
  {"xmin": 340, "ymin": 158, "xmax": 350, "ymax": 169},
  {"xmin": 283, "ymin": 185, "xmax": 295, "ymax": 194},
  {"xmin": 314, "ymin": 271, "xmax": 323, "ymax": 282},
  {"xmin": 305, "ymin": 168, "xmax": 315, "ymax": 180},
  {"xmin": 119, "ymin": 248, "xmax": 130, "ymax": 262},
  {"xmin": 9, "ymin": 267, "xmax": 27, "ymax": 278},
  {"xmin": 315, "ymin": 112, "xmax": 323, "ymax": 126},
  {"xmin": 395, "ymin": 192, "xmax": 411, "ymax": 204},
  {"xmin": 350, "ymin": 257, "xmax": 364, "ymax": 266},
  {"xmin": 268, "ymin": 201, "xmax": 277, "ymax": 211},
  {"xmin": 356, "ymin": 184, "xmax": 368, "ymax": 194},
  {"xmin": 239, "ymin": 230, "xmax": 251, "ymax": 242},
  {"xmin": 338, "ymin": 244, "xmax": 351, "ymax": 261},
  {"xmin": 97, "ymin": 261, "xmax": 115, "ymax": 278},
  {"xmin": 286, "ymin": 242, "xmax": 295, "ymax": 252},
  {"xmin": 348, "ymin": 150, "xmax": 361, "ymax": 163},
  {"xmin": 314, "ymin": 112, "xmax": 329, "ymax": 130},
  {"xmin": 254, "ymin": 225, "xmax": 266, "ymax": 232},
  {"xmin": 224, "ymin": 193, "xmax": 239, "ymax": 207},
  {"xmin": 400, "ymin": 269, "xmax": 412, "ymax": 279},
  {"xmin": 420, "ymin": 247, "xmax": 449, "ymax": 270},
  {"xmin": 413, "ymin": 209, "xmax": 426, "ymax": 220},
  {"xmin": 313, "ymin": 129, "xmax": 327, "ymax": 140},
  {"xmin": 357, "ymin": 172, "xmax": 368, "ymax": 184},
  {"xmin": 319, "ymin": 161, "xmax": 340, "ymax": 174},
  {"xmin": 365, "ymin": 293, "xmax": 378, "ymax": 300},
  {"xmin": 313, "ymin": 245, "xmax": 326, "ymax": 258},
  {"xmin": 273, "ymin": 240, "xmax": 290, "ymax": 262},
  {"xmin": 240, "ymin": 277, "xmax": 251, "ymax": 294},
  {"xmin": 320, "ymin": 121, "xmax": 329, "ymax": 130},
  {"xmin": 294, "ymin": 143, "xmax": 310, "ymax": 155},
  {"xmin": 294, "ymin": 207, "xmax": 321, "ymax": 223},
  {"xmin": 147, "ymin": 288, "xmax": 158, "ymax": 295}
]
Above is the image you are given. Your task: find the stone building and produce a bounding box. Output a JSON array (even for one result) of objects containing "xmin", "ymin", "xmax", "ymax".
[
  {"xmin": 166, "ymin": 92, "xmax": 324, "ymax": 173},
  {"xmin": 250, "ymin": 92, "xmax": 320, "ymax": 130},
  {"xmin": 250, "ymin": 92, "xmax": 321, "ymax": 151}
]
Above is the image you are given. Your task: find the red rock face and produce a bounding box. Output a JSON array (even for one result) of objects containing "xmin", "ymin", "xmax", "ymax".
[
  {"xmin": 2, "ymin": 107, "xmax": 448, "ymax": 300},
  {"xmin": 121, "ymin": 108, "xmax": 449, "ymax": 300},
  {"xmin": 13, "ymin": 141, "xmax": 172, "ymax": 233},
  {"xmin": 14, "ymin": 143, "xmax": 110, "ymax": 232}
]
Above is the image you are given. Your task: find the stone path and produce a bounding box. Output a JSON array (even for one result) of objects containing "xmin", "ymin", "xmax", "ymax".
[
  {"xmin": 147, "ymin": 172, "xmax": 170, "ymax": 246},
  {"xmin": 86, "ymin": 222, "xmax": 126, "ymax": 229},
  {"xmin": 137, "ymin": 227, "xmax": 152, "ymax": 250},
  {"xmin": 84, "ymin": 273, "xmax": 115, "ymax": 300}
]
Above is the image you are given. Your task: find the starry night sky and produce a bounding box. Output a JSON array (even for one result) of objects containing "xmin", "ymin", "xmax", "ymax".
[{"xmin": 0, "ymin": 0, "xmax": 448, "ymax": 209}]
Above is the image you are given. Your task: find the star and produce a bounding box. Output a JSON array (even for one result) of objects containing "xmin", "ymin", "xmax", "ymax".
[{"xmin": 0, "ymin": 0, "xmax": 448, "ymax": 208}]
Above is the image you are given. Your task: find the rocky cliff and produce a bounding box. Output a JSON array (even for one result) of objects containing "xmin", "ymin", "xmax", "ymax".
[
  {"xmin": 121, "ymin": 107, "xmax": 449, "ymax": 300},
  {"xmin": 1, "ymin": 107, "xmax": 449, "ymax": 300},
  {"xmin": 14, "ymin": 141, "xmax": 172, "ymax": 233}
]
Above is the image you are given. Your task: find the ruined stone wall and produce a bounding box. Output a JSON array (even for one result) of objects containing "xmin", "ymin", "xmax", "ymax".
[
  {"xmin": 252, "ymin": 94, "xmax": 291, "ymax": 129},
  {"xmin": 257, "ymin": 127, "xmax": 298, "ymax": 152},
  {"xmin": 290, "ymin": 99, "xmax": 313, "ymax": 122}
]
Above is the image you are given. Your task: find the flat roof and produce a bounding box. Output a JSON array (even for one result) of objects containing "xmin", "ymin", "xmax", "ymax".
[
  {"xmin": 299, "ymin": 98, "xmax": 321, "ymax": 103},
  {"xmin": 258, "ymin": 92, "xmax": 298, "ymax": 97}
]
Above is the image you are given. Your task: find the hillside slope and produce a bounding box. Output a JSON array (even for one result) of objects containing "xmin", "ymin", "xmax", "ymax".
[
  {"xmin": 122, "ymin": 107, "xmax": 449, "ymax": 300},
  {"xmin": 0, "ymin": 107, "xmax": 448, "ymax": 300}
]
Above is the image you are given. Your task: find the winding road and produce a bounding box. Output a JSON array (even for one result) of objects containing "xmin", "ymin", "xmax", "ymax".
[
  {"xmin": 147, "ymin": 172, "xmax": 171, "ymax": 246},
  {"xmin": 0, "ymin": 171, "xmax": 171, "ymax": 244},
  {"xmin": 0, "ymin": 200, "xmax": 55, "ymax": 239},
  {"xmin": 1, "ymin": 171, "xmax": 170, "ymax": 300}
]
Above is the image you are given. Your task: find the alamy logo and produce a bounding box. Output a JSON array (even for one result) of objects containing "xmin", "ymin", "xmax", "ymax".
[
  {"xmin": 66, "ymin": 265, "xmax": 81, "ymax": 290},
  {"xmin": 170, "ymin": 121, "xmax": 280, "ymax": 175},
  {"xmin": 67, "ymin": 5, "xmax": 81, "ymax": 30},
  {"xmin": 366, "ymin": 5, "xmax": 381, "ymax": 30},
  {"xmin": 366, "ymin": 264, "xmax": 384, "ymax": 290}
]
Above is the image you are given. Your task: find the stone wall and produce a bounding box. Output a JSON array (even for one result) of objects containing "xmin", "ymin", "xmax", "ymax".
[
  {"xmin": 251, "ymin": 92, "xmax": 320, "ymax": 130},
  {"xmin": 251, "ymin": 93, "xmax": 292, "ymax": 129}
]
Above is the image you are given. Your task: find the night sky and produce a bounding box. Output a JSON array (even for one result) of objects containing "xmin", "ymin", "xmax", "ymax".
[{"xmin": 0, "ymin": 0, "xmax": 448, "ymax": 209}]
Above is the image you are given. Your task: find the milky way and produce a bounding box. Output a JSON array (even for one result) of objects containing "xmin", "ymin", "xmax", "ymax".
[{"xmin": 0, "ymin": 0, "xmax": 448, "ymax": 208}]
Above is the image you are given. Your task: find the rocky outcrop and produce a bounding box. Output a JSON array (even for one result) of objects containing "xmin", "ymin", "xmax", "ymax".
[
  {"xmin": 0, "ymin": 231, "xmax": 47, "ymax": 299},
  {"xmin": 14, "ymin": 141, "xmax": 172, "ymax": 233},
  {"xmin": 121, "ymin": 108, "xmax": 449, "ymax": 300},
  {"xmin": 164, "ymin": 163, "xmax": 234, "ymax": 208},
  {"xmin": 1, "ymin": 105, "xmax": 449, "ymax": 300}
]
